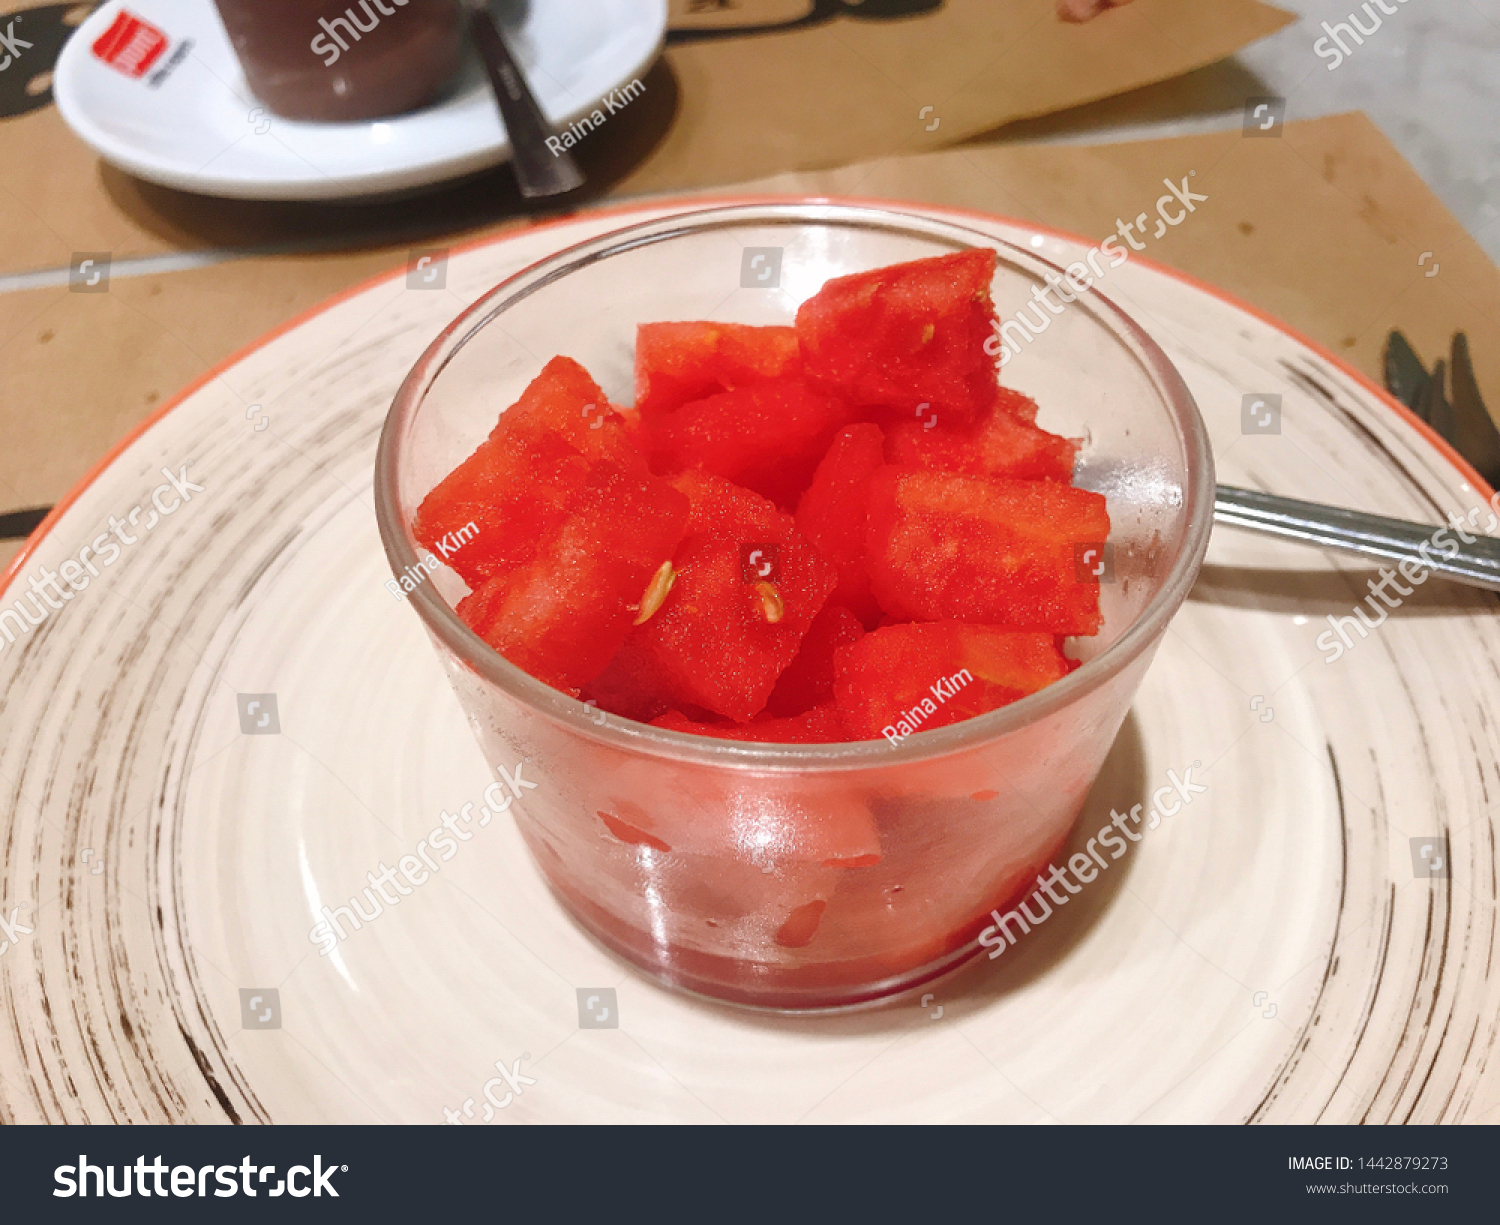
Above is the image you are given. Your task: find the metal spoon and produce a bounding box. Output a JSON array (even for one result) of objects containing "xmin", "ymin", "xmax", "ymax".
[
  {"xmin": 1215, "ymin": 485, "xmax": 1500, "ymax": 593},
  {"xmin": 464, "ymin": 0, "xmax": 583, "ymax": 198}
]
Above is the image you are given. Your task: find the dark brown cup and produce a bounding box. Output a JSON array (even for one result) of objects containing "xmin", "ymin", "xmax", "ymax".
[{"xmin": 214, "ymin": 0, "xmax": 466, "ymax": 122}]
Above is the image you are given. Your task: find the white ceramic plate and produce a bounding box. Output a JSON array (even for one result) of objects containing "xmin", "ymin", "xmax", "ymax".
[
  {"xmin": 52, "ymin": 0, "xmax": 666, "ymax": 199},
  {"xmin": 2, "ymin": 199, "xmax": 1498, "ymax": 1123}
]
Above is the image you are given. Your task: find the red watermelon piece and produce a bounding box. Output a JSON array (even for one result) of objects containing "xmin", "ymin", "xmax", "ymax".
[
  {"xmin": 885, "ymin": 387, "xmax": 1077, "ymax": 482},
  {"xmin": 412, "ymin": 430, "xmax": 584, "ymax": 589},
  {"xmin": 456, "ymin": 460, "xmax": 689, "ymax": 694},
  {"xmin": 794, "ymin": 423, "xmax": 886, "ymax": 625},
  {"xmin": 589, "ymin": 471, "xmax": 835, "ymax": 722},
  {"xmin": 634, "ymin": 322, "xmax": 800, "ymax": 420},
  {"xmin": 646, "ymin": 376, "xmax": 856, "ymax": 508},
  {"xmin": 582, "ymin": 632, "xmax": 680, "ymax": 724},
  {"xmin": 491, "ymin": 354, "xmax": 641, "ymax": 466},
  {"xmin": 763, "ymin": 603, "xmax": 866, "ymax": 717},
  {"xmin": 413, "ymin": 357, "xmax": 641, "ymax": 588},
  {"xmin": 795, "ymin": 248, "xmax": 1000, "ymax": 424},
  {"xmin": 834, "ymin": 621, "xmax": 1073, "ymax": 743},
  {"xmin": 865, "ymin": 467, "xmax": 1109, "ymax": 634}
]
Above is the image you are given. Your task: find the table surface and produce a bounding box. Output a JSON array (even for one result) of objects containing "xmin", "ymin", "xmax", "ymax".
[{"xmin": 1000, "ymin": 0, "xmax": 1500, "ymax": 262}]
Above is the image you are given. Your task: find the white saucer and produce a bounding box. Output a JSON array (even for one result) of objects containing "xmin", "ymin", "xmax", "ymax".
[
  {"xmin": 52, "ymin": 0, "xmax": 666, "ymax": 200},
  {"xmin": 2, "ymin": 199, "xmax": 1498, "ymax": 1122}
]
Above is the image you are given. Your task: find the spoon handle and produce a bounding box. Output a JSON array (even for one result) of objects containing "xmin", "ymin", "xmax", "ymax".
[
  {"xmin": 466, "ymin": 4, "xmax": 584, "ymax": 198},
  {"xmin": 1214, "ymin": 484, "xmax": 1500, "ymax": 593}
]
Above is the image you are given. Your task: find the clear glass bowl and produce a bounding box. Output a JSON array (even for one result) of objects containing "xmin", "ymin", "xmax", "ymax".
[{"xmin": 375, "ymin": 203, "xmax": 1215, "ymax": 1010}]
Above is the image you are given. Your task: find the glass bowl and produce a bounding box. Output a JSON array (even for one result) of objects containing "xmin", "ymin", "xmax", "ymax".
[{"xmin": 374, "ymin": 202, "xmax": 1215, "ymax": 1010}]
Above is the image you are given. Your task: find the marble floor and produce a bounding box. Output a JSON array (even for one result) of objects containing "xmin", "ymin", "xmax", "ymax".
[{"xmin": 1002, "ymin": 0, "xmax": 1500, "ymax": 262}]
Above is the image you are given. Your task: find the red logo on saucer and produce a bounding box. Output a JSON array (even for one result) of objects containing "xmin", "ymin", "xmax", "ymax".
[{"xmin": 91, "ymin": 11, "xmax": 169, "ymax": 79}]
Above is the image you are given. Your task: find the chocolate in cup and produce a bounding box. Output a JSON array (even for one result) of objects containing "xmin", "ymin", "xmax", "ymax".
[{"xmin": 214, "ymin": 0, "xmax": 466, "ymax": 122}]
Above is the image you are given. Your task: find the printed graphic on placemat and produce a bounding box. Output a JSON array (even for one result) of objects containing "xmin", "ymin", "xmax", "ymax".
[{"xmin": 0, "ymin": 4, "xmax": 96, "ymax": 119}]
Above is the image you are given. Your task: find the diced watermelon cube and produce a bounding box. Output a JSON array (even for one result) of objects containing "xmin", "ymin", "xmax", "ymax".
[
  {"xmin": 582, "ymin": 634, "xmax": 680, "ymax": 723},
  {"xmin": 646, "ymin": 376, "xmax": 856, "ymax": 508},
  {"xmin": 763, "ymin": 604, "xmax": 866, "ymax": 717},
  {"xmin": 412, "ymin": 429, "xmax": 586, "ymax": 589},
  {"xmin": 413, "ymin": 357, "xmax": 642, "ymax": 587},
  {"xmin": 885, "ymin": 388, "xmax": 1077, "ymax": 482},
  {"xmin": 865, "ymin": 467, "xmax": 1109, "ymax": 634},
  {"xmin": 590, "ymin": 471, "xmax": 835, "ymax": 722},
  {"xmin": 794, "ymin": 423, "xmax": 886, "ymax": 625},
  {"xmin": 634, "ymin": 322, "xmax": 800, "ymax": 420},
  {"xmin": 833, "ymin": 622, "xmax": 1073, "ymax": 743},
  {"xmin": 490, "ymin": 354, "xmax": 642, "ymax": 468},
  {"xmin": 455, "ymin": 460, "xmax": 689, "ymax": 694},
  {"xmin": 795, "ymin": 248, "xmax": 1000, "ymax": 424}
]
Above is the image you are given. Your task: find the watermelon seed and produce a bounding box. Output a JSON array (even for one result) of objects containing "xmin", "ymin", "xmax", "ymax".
[
  {"xmin": 633, "ymin": 560, "xmax": 676, "ymax": 625},
  {"xmin": 753, "ymin": 580, "xmax": 784, "ymax": 624},
  {"xmin": 920, "ymin": 323, "xmax": 935, "ymax": 343}
]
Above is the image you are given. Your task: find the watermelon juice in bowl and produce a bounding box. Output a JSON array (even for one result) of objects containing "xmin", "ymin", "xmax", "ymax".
[{"xmin": 374, "ymin": 203, "xmax": 1214, "ymax": 1010}]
